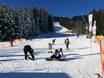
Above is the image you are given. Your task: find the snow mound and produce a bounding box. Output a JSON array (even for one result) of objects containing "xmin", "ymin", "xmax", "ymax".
[{"xmin": 53, "ymin": 22, "xmax": 69, "ymax": 33}]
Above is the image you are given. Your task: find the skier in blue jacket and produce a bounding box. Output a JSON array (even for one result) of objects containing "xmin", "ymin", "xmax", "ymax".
[{"xmin": 48, "ymin": 43, "xmax": 52, "ymax": 53}]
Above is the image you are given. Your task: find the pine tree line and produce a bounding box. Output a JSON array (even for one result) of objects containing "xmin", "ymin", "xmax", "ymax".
[
  {"xmin": 0, "ymin": 5, "xmax": 53, "ymax": 41},
  {"xmin": 92, "ymin": 9, "xmax": 104, "ymax": 35}
]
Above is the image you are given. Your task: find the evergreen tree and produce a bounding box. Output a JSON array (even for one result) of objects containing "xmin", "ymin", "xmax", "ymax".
[{"xmin": 0, "ymin": 5, "xmax": 54, "ymax": 41}]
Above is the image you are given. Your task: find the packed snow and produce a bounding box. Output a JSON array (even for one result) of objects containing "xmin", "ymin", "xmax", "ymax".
[
  {"xmin": 53, "ymin": 22, "xmax": 69, "ymax": 33},
  {"xmin": 0, "ymin": 35, "xmax": 102, "ymax": 78},
  {"xmin": 0, "ymin": 24, "xmax": 102, "ymax": 78}
]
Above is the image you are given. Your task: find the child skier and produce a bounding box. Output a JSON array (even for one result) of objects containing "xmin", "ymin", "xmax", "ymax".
[{"xmin": 48, "ymin": 43, "xmax": 52, "ymax": 53}]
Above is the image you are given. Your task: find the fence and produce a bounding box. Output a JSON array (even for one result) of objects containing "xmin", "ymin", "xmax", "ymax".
[
  {"xmin": 0, "ymin": 39, "xmax": 26, "ymax": 48},
  {"xmin": 96, "ymin": 36, "xmax": 104, "ymax": 78}
]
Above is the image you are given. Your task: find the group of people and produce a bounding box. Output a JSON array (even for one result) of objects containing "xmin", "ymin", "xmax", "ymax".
[
  {"xmin": 50, "ymin": 48, "xmax": 63, "ymax": 60},
  {"xmin": 47, "ymin": 38, "xmax": 70, "ymax": 60},
  {"xmin": 48, "ymin": 38, "xmax": 70, "ymax": 52},
  {"xmin": 23, "ymin": 38, "xmax": 70, "ymax": 60}
]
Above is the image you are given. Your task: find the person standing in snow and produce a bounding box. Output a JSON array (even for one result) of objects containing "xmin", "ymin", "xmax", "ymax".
[
  {"xmin": 10, "ymin": 37, "xmax": 14, "ymax": 47},
  {"xmin": 65, "ymin": 38, "xmax": 70, "ymax": 49},
  {"xmin": 48, "ymin": 43, "xmax": 52, "ymax": 53},
  {"xmin": 23, "ymin": 45, "xmax": 34, "ymax": 60},
  {"xmin": 77, "ymin": 33, "xmax": 80, "ymax": 38}
]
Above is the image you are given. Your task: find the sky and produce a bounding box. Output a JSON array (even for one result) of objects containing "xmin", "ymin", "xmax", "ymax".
[{"xmin": 0, "ymin": 0, "xmax": 104, "ymax": 17}]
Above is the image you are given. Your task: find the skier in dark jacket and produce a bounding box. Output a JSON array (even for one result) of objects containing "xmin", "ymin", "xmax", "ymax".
[
  {"xmin": 50, "ymin": 49, "xmax": 61, "ymax": 59},
  {"xmin": 65, "ymin": 38, "xmax": 70, "ymax": 49},
  {"xmin": 52, "ymin": 38, "xmax": 56, "ymax": 45},
  {"xmin": 10, "ymin": 38, "xmax": 14, "ymax": 47},
  {"xmin": 59, "ymin": 48, "xmax": 63, "ymax": 55},
  {"xmin": 77, "ymin": 33, "xmax": 80, "ymax": 38},
  {"xmin": 23, "ymin": 45, "xmax": 34, "ymax": 60}
]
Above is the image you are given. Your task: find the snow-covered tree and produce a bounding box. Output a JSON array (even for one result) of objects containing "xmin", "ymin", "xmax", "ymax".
[{"xmin": 0, "ymin": 5, "xmax": 53, "ymax": 41}]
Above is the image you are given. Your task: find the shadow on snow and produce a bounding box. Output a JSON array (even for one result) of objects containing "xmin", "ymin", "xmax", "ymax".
[
  {"xmin": 28, "ymin": 33, "xmax": 76, "ymax": 40},
  {"xmin": 0, "ymin": 72, "xmax": 71, "ymax": 78}
]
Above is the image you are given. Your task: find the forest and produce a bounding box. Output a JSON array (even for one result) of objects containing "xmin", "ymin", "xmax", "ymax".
[
  {"xmin": 0, "ymin": 5, "xmax": 53, "ymax": 41},
  {"xmin": 0, "ymin": 4, "xmax": 104, "ymax": 41}
]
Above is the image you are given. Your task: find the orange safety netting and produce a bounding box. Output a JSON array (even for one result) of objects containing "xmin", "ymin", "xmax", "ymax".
[{"xmin": 96, "ymin": 36, "xmax": 104, "ymax": 78}]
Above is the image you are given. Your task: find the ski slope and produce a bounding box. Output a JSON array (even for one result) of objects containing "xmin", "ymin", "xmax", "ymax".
[
  {"xmin": 0, "ymin": 23, "xmax": 102, "ymax": 78},
  {"xmin": 53, "ymin": 22, "xmax": 69, "ymax": 33},
  {"xmin": 0, "ymin": 35, "xmax": 102, "ymax": 78}
]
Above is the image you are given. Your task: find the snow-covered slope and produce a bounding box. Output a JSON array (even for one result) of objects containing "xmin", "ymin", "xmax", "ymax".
[
  {"xmin": 53, "ymin": 22, "xmax": 69, "ymax": 33},
  {"xmin": 0, "ymin": 35, "xmax": 102, "ymax": 78}
]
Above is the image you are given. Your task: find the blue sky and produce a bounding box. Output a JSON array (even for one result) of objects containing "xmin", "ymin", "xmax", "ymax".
[{"xmin": 0, "ymin": 0, "xmax": 104, "ymax": 17}]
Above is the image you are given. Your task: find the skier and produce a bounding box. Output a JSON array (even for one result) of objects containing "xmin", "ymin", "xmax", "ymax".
[
  {"xmin": 65, "ymin": 38, "xmax": 70, "ymax": 49},
  {"xmin": 23, "ymin": 45, "xmax": 34, "ymax": 60},
  {"xmin": 77, "ymin": 33, "xmax": 80, "ymax": 38},
  {"xmin": 10, "ymin": 37, "xmax": 14, "ymax": 47},
  {"xmin": 52, "ymin": 38, "xmax": 56, "ymax": 45},
  {"xmin": 46, "ymin": 48, "xmax": 65, "ymax": 61},
  {"xmin": 48, "ymin": 43, "xmax": 52, "ymax": 53},
  {"xmin": 59, "ymin": 48, "xmax": 63, "ymax": 55},
  {"xmin": 50, "ymin": 49, "xmax": 61, "ymax": 60}
]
